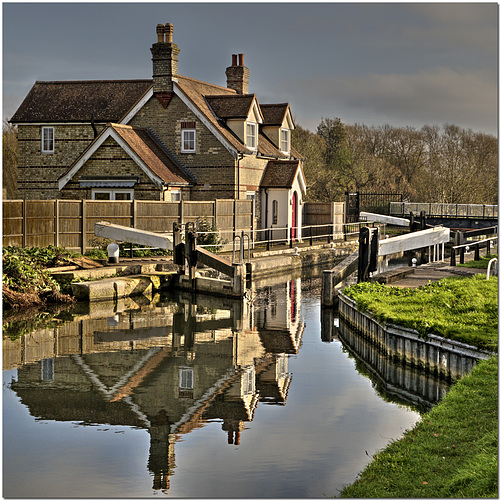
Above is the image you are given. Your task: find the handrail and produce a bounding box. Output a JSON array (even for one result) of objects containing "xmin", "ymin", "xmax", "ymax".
[{"xmin": 487, "ymin": 258, "xmax": 498, "ymax": 280}]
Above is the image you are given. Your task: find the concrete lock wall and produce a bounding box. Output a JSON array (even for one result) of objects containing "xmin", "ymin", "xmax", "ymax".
[{"xmin": 337, "ymin": 291, "xmax": 492, "ymax": 381}]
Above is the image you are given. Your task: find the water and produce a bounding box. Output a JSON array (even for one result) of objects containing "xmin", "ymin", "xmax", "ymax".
[{"xmin": 3, "ymin": 274, "xmax": 440, "ymax": 498}]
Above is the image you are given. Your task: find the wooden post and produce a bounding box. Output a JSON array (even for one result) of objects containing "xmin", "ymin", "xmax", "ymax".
[
  {"xmin": 451, "ymin": 248, "xmax": 456, "ymax": 266},
  {"xmin": 54, "ymin": 199, "xmax": 60, "ymax": 247},
  {"xmin": 21, "ymin": 200, "xmax": 26, "ymax": 248},
  {"xmin": 81, "ymin": 199, "xmax": 87, "ymax": 255},
  {"xmin": 132, "ymin": 199, "xmax": 137, "ymax": 228},
  {"xmin": 474, "ymin": 243, "xmax": 480, "ymax": 261}
]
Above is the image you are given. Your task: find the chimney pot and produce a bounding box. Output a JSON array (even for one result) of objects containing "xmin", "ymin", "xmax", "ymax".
[
  {"xmin": 232, "ymin": 54, "xmax": 238, "ymax": 66},
  {"xmin": 238, "ymin": 54, "xmax": 244, "ymax": 66},
  {"xmin": 156, "ymin": 24, "xmax": 165, "ymax": 43},
  {"xmin": 165, "ymin": 23, "xmax": 173, "ymax": 43}
]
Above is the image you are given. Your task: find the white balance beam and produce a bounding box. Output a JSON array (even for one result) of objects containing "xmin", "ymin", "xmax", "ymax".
[
  {"xmin": 360, "ymin": 212, "xmax": 410, "ymax": 227},
  {"xmin": 378, "ymin": 226, "xmax": 450, "ymax": 257},
  {"xmin": 95, "ymin": 221, "xmax": 173, "ymax": 250}
]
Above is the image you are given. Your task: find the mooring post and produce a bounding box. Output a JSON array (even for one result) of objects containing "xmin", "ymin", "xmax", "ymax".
[
  {"xmin": 358, "ymin": 227, "xmax": 371, "ymax": 283},
  {"xmin": 231, "ymin": 263, "xmax": 246, "ymax": 296}
]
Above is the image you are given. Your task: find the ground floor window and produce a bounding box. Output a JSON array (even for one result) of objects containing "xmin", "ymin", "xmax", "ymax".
[
  {"xmin": 170, "ymin": 189, "xmax": 182, "ymax": 202},
  {"xmin": 91, "ymin": 189, "xmax": 134, "ymax": 200}
]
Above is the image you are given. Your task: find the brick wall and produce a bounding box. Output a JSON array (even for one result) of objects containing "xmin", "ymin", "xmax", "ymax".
[{"xmin": 17, "ymin": 123, "xmax": 103, "ymax": 199}]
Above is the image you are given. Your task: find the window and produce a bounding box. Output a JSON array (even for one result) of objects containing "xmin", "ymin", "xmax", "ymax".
[
  {"xmin": 41, "ymin": 127, "xmax": 54, "ymax": 153},
  {"xmin": 179, "ymin": 367, "xmax": 194, "ymax": 390},
  {"xmin": 272, "ymin": 199, "xmax": 278, "ymax": 225},
  {"xmin": 246, "ymin": 122, "xmax": 257, "ymax": 149},
  {"xmin": 281, "ymin": 128, "xmax": 290, "ymax": 153},
  {"xmin": 181, "ymin": 122, "xmax": 196, "ymax": 153},
  {"xmin": 91, "ymin": 189, "xmax": 134, "ymax": 200},
  {"xmin": 41, "ymin": 358, "xmax": 54, "ymax": 381},
  {"xmin": 170, "ymin": 190, "xmax": 181, "ymax": 202}
]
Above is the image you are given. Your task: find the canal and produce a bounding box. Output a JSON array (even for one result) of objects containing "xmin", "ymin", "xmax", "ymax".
[{"xmin": 3, "ymin": 270, "xmax": 449, "ymax": 498}]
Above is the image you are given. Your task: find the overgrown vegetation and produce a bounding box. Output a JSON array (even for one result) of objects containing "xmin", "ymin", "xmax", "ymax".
[
  {"xmin": 2, "ymin": 245, "xmax": 77, "ymax": 309},
  {"xmin": 339, "ymin": 355, "xmax": 498, "ymax": 498},
  {"xmin": 342, "ymin": 275, "xmax": 498, "ymax": 351},
  {"xmin": 195, "ymin": 218, "xmax": 225, "ymax": 253}
]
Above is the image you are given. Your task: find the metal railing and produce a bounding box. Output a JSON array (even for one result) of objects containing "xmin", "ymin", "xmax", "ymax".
[
  {"xmin": 450, "ymin": 237, "xmax": 497, "ymax": 266},
  {"xmin": 390, "ymin": 202, "xmax": 498, "ymax": 219}
]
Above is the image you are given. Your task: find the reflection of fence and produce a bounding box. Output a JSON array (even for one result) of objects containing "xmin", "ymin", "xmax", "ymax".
[
  {"xmin": 2, "ymin": 199, "xmax": 253, "ymax": 254},
  {"xmin": 390, "ymin": 202, "xmax": 498, "ymax": 219}
]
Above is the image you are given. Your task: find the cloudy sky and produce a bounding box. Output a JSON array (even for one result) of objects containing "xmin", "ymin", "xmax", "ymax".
[{"xmin": 3, "ymin": 2, "xmax": 498, "ymax": 136}]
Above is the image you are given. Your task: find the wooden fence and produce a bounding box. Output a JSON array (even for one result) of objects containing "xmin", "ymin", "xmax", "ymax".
[
  {"xmin": 2, "ymin": 199, "xmax": 254, "ymax": 254},
  {"xmin": 3, "ymin": 199, "xmax": 346, "ymax": 253}
]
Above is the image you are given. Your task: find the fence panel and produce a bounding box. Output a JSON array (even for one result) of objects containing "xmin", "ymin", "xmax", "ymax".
[
  {"xmin": 3, "ymin": 201, "xmax": 24, "ymax": 247},
  {"xmin": 134, "ymin": 201, "xmax": 180, "ymax": 233}
]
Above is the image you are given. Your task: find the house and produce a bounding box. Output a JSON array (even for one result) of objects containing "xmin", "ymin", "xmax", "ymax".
[{"xmin": 10, "ymin": 22, "xmax": 306, "ymax": 237}]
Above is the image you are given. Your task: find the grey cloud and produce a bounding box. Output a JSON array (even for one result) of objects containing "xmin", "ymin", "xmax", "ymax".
[{"xmin": 295, "ymin": 67, "xmax": 497, "ymax": 133}]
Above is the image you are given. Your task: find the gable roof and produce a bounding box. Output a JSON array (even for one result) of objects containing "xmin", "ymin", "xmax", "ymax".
[
  {"xmin": 205, "ymin": 94, "xmax": 258, "ymax": 120},
  {"xmin": 260, "ymin": 103, "xmax": 294, "ymax": 128},
  {"xmin": 10, "ymin": 80, "xmax": 153, "ymax": 123},
  {"xmin": 59, "ymin": 123, "xmax": 194, "ymax": 190},
  {"xmin": 260, "ymin": 160, "xmax": 304, "ymax": 189}
]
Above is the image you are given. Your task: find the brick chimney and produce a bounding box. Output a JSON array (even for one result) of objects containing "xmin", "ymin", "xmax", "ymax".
[
  {"xmin": 226, "ymin": 54, "xmax": 249, "ymax": 94},
  {"xmin": 151, "ymin": 23, "xmax": 180, "ymax": 93}
]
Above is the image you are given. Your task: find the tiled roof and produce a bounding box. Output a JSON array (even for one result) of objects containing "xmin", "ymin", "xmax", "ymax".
[
  {"xmin": 205, "ymin": 94, "xmax": 256, "ymax": 119},
  {"xmin": 260, "ymin": 103, "xmax": 289, "ymax": 126},
  {"xmin": 109, "ymin": 124, "xmax": 193, "ymax": 184},
  {"xmin": 260, "ymin": 160, "xmax": 300, "ymax": 188},
  {"xmin": 10, "ymin": 80, "xmax": 153, "ymax": 123},
  {"xmin": 258, "ymin": 132, "xmax": 288, "ymax": 159}
]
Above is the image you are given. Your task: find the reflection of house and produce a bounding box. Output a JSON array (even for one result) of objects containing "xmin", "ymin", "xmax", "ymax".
[{"xmin": 7, "ymin": 286, "xmax": 304, "ymax": 493}]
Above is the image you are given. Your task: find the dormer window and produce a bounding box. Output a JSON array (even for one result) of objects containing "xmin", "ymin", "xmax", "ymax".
[
  {"xmin": 246, "ymin": 122, "xmax": 257, "ymax": 149},
  {"xmin": 281, "ymin": 128, "xmax": 290, "ymax": 153},
  {"xmin": 181, "ymin": 121, "xmax": 196, "ymax": 153}
]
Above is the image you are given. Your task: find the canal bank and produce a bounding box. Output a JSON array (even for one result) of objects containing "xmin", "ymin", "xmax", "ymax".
[
  {"xmin": 51, "ymin": 241, "xmax": 358, "ymax": 301},
  {"xmin": 336, "ymin": 265, "xmax": 498, "ymax": 498}
]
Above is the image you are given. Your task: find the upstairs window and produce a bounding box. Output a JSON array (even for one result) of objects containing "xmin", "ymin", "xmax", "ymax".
[
  {"xmin": 246, "ymin": 122, "xmax": 257, "ymax": 149},
  {"xmin": 281, "ymin": 128, "xmax": 290, "ymax": 153},
  {"xmin": 41, "ymin": 127, "xmax": 54, "ymax": 153},
  {"xmin": 181, "ymin": 121, "xmax": 196, "ymax": 153}
]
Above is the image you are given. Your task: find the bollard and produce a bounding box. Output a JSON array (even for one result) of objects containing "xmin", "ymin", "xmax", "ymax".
[{"xmin": 107, "ymin": 242, "xmax": 119, "ymax": 264}]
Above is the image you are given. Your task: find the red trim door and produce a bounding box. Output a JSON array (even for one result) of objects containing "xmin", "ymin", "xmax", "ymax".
[{"xmin": 291, "ymin": 191, "xmax": 297, "ymax": 241}]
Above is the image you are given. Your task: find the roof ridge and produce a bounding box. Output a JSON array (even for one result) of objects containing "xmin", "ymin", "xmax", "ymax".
[
  {"xmin": 34, "ymin": 79, "xmax": 153, "ymax": 85},
  {"xmin": 176, "ymin": 74, "xmax": 236, "ymax": 94}
]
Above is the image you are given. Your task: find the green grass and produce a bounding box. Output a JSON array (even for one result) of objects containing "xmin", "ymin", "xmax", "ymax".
[
  {"xmin": 339, "ymin": 355, "xmax": 498, "ymax": 498},
  {"xmin": 458, "ymin": 253, "xmax": 497, "ymax": 269},
  {"xmin": 342, "ymin": 274, "xmax": 498, "ymax": 351}
]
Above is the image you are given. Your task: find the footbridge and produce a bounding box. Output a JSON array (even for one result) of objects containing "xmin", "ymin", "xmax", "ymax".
[{"xmin": 389, "ymin": 202, "xmax": 498, "ymax": 229}]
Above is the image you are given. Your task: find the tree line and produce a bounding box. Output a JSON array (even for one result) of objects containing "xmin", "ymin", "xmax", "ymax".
[{"xmin": 292, "ymin": 118, "xmax": 498, "ymax": 204}]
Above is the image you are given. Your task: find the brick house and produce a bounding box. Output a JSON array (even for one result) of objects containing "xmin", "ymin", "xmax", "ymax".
[{"xmin": 10, "ymin": 22, "xmax": 306, "ymax": 233}]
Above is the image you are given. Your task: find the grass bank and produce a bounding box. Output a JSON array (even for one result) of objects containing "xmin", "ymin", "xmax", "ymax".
[
  {"xmin": 342, "ymin": 274, "xmax": 498, "ymax": 351},
  {"xmin": 339, "ymin": 355, "xmax": 498, "ymax": 498},
  {"xmin": 338, "ymin": 274, "xmax": 498, "ymax": 497}
]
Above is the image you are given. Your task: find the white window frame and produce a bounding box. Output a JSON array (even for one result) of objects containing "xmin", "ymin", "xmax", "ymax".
[
  {"xmin": 170, "ymin": 189, "xmax": 182, "ymax": 202},
  {"xmin": 179, "ymin": 367, "xmax": 194, "ymax": 390},
  {"xmin": 281, "ymin": 128, "xmax": 290, "ymax": 153},
  {"xmin": 41, "ymin": 126, "xmax": 54, "ymax": 153},
  {"xmin": 91, "ymin": 189, "xmax": 134, "ymax": 200},
  {"xmin": 181, "ymin": 129, "xmax": 196, "ymax": 153},
  {"xmin": 246, "ymin": 122, "xmax": 257, "ymax": 149}
]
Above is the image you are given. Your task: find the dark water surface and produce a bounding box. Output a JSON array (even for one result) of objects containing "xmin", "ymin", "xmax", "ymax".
[{"xmin": 3, "ymin": 274, "xmax": 441, "ymax": 498}]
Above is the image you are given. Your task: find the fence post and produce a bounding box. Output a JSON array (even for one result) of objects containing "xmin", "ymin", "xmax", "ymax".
[
  {"xmin": 81, "ymin": 199, "xmax": 87, "ymax": 255},
  {"xmin": 22, "ymin": 199, "xmax": 26, "ymax": 248},
  {"xmin": 132, "ymin": 199, "xmax": 137, "ymax": 228},
  {"xmin": 179, "ymin": 200, "xmax": 184, "ymax": 227},
  {"xmin": 450, "ymin": 248, "xmax": 456, "ymax": 266},
  {"xmin": 54, "ymin": 199, "xmax": 60, "ymax": 247},
  {"xmin": 474, "ymin": 243, "xmax": 480, "ymax": 261}
]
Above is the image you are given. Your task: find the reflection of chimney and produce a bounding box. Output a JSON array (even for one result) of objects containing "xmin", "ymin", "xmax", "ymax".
[
  {"xmin": 148, "ymin": 425, "xmax": 176, "ymax": 492},
  {"xmin": 151, "ymin": 22, "xmax": 180, "ymax": 93},
  {"xmin": 226, "ymin": 53, "xmax": 250, "ymax": 94}
]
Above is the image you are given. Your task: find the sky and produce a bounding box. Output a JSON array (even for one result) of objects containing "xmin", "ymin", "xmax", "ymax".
[{"xmin": 2, "ymin": 2, "xmax": 498, "ymax": 136}]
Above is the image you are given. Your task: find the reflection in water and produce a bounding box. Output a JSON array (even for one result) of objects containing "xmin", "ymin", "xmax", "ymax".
[
  {"xmin": 321, "ymin": 308, "xmax": 450, "ymax": 411},
  {"xmin": 4, "ymin": 280, "xmax": 304, "ymax": 493}
]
